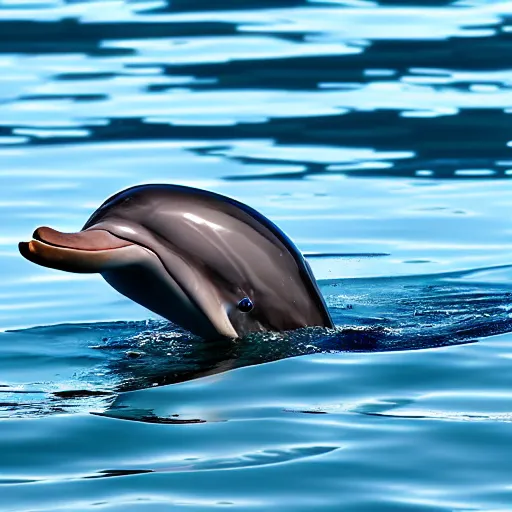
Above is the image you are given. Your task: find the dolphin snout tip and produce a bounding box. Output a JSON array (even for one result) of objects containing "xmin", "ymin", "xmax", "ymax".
[
  {"xmin": 18, "ymin": 227, "xmax": 138, "ymax": 274},
  {"xmin": 18, "ymin": 240, "xmax": 35, "ymax": 260}
]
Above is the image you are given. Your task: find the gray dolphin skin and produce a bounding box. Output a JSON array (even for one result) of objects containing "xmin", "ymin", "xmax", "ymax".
[{"xmin": 19, "ymin": 184, "xmax": 333, "ymax": 340}]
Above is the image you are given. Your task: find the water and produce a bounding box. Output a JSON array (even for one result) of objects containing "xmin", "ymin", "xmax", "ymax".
[{"xmin": 1, "ymin": 0, "xmax": 512, "ymax": 509}]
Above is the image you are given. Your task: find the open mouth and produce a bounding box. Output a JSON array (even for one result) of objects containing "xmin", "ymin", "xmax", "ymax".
[
  {"xmin": 19, "ymin": 225, "xmax": 237, "ymax": 338},
  {"xmin": 19, "ymin": 227, "xmax": 136, "ymax": 273}
]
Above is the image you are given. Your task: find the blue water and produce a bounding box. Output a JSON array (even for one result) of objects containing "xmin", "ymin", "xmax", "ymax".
[{"xmin": 2, "ymin": 0, "xmax": 512, "ymax": 510}]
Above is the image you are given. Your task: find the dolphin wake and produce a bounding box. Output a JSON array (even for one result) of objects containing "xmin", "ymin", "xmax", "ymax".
[{"xmin": 1, "ymin": 264, "xmax": 511, "ymax": 419}]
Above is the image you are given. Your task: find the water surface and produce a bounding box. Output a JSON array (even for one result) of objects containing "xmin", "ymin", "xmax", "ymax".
[{"xmin": 1, "ymin": 0, "xmax": 512, "ymax": 510}]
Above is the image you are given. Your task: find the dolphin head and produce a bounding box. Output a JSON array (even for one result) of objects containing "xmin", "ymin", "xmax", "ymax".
[{"xmin": 19, "ymin": 184, "xmax": 333, "ymax": 340}]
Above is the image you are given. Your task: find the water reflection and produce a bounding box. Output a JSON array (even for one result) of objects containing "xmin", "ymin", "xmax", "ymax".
[
  {"xmin": 2, "ymin": 263, "xmax": 512, "ymax": 421},
  {"xmin": 0, "ymin": 0, "xmax": 512, "ymax": 181}
]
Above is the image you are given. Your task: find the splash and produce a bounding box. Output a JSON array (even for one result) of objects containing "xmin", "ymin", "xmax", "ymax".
[{"xmin": 1, "ymin": 264, "xmax": 511, "ymax": 418}]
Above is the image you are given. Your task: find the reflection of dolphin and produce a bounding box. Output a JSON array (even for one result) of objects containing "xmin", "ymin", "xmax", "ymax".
[{"xmin": 19, "ymin": 184, "xmax": 333, "ymax": 340}]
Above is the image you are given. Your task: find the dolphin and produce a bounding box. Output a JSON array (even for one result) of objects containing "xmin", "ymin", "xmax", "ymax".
[{"xmin": 19, "ymin": 184, "xmax": 333, "ymax": 340}]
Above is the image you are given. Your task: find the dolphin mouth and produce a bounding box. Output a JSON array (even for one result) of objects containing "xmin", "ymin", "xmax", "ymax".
[
  {"xmin": 19, "ymin": 227, "xmax": 136, "ymax": 273},
  {"xmin": 19, "ymin": 225, "xmax": 238, "ymax": 338}
]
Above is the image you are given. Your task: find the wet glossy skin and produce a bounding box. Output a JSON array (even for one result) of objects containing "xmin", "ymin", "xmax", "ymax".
[{"xmin": 19, "ymin": 184, "xmax": 333, "ymax": 340}]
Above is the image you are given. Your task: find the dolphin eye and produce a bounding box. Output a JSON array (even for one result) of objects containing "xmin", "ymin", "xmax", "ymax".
[{"xmin": 237, "ymin": 297, "xmax": 254, "ymax": 313}]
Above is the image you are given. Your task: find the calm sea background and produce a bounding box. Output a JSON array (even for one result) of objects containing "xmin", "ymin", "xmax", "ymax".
[{"xmin": 2, "ymin": 0, "xmax": 512, "ymax": 510}]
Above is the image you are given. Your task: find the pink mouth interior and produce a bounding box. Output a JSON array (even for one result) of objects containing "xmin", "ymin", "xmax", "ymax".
[{"xmin": 33, "ymin": 227, "xmax": 132, "ymax": 251}]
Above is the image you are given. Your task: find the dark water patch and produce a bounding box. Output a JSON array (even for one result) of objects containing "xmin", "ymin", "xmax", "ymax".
[
  {"xmin": 52, "ymin": 390, "xmax": 114, "ymax": 399},
  {"xmin": 149, "ymin": 0, "xmax": 312, "ymax": 13},
  {"xmin": 285, "ymin": 409, "xmax": 328, "ymax": 414},
  {"xmin": 0, "ymin": 20, "xmax": 238, "ymax": 49},
  {"xmin": 148, "ymin": 36, "xmax": 512, "ymax": 92},
  {"xmin": 90, "ymin": 469, "xmax": 154, "ymax": 478},
  {"xmin": 94, "ymin": 410, "xmax": 208, "ymax": 425},
  {"xmin": 80, "ymin": 445, "xmax": 339, "ymax": 480},
  {"xmin": 12, "ymin": 108, "xmax": 504, "ymax": 180},
  {"xmin": 0, "ymin": 478, "xmax": 41, "ymax": 485},
  {"xmin": 304, "ymin": 252, "xmax": 390, "ymax": 258},
  {"xmin": 20, "ymin": 94, "xmax": 108, "ymax": 102},
  {"xmin": 0, "ymin": 390, "xmax": 46, "ymax": 394}
]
